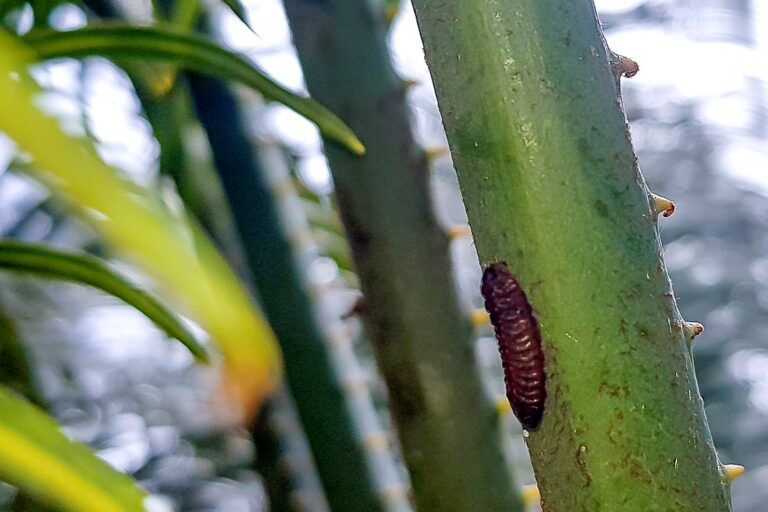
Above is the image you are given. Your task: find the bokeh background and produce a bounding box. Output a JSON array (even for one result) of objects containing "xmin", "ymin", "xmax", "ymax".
[{"xmin": 1, "ymin": 0, "xmax": 767, "ymax": 510}]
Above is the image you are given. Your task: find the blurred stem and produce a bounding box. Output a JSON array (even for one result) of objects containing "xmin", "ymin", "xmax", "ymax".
[
  {"xmin": 0, "ymin": 299, "xmax": 56, "ymax": 512},
  {"xmin": 0, "ymin": 298, "xmax": 43, "ymax": 408},
  {"xmin": 282, "ymin": 2, "xmax": 523, "ymax": 511},
  {"xmin": 410, "ymin": 1, "xmax": 732, "ymax": 509},
  {"xmin": 251, "ymin": 391, "xmax": 330, "ymax": 512},
  {"xmin": 186, "ymin": 72, "xmax": 389, "ymax": 512}
]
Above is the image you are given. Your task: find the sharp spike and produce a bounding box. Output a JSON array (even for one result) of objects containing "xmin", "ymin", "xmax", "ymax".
[
  {"xmin": 447, "ymin": 224, "xmax": 472, "ymax": 241},
  {"xmin": 683, "ymin": 321, "xmax": 704, "ymax": 344},
  {"xmin": 723, "ymin": 464, "xmax": 745, "ymax": 483},
  {"xmin": 471, "ymin": 308, "xmax": 490, "ymax": 327},
  {"xmin": 521, "ymin": 484, "xmax": 541, "ymax": 505},
  {"xmin": 402, "ymin": 78, "xmax": 420, "ymax": 90},
  {"xmin": 383, "ymin": 3, "xmax": 401, "ymax": 28},
  {"xmin": 610, "ymin": 52, "xmax": 639, "ymax": 79},
  {"xmin": 425, "ymin": 146, "xmax": 450, "ymax": 163},
  {"xmin": 495, "ymin": 397, "xmax": 511, "ymax": 416},
  {"xmin": 341, "ymin": 296, "xmax": 366, "ymax": 320},
  {"xmin": 651, "ymin": 193, "xmax": 675, "ymax": 218}
]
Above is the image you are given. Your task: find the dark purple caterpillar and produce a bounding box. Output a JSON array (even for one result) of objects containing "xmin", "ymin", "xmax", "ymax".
[{"xmin": 481, "ymin": 262, "xmax": 546, "ymax": 430}]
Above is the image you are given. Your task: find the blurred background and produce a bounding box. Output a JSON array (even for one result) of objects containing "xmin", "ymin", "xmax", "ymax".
[{"xmin": 1, "ymin": 0, "xmax": 767, "ymax": 510}]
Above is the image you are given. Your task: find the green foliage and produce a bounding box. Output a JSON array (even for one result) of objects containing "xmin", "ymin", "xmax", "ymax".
[
  {"xmin": 0, "ymin": 386, "xmax": 147, "ymax": 512},
  {"xmin": 22, "ymin": 24, "xmax": 364, "ymax": 155},
  {"xmin": 1, "ymin": 22, "xmax": 281, "ymax": 420},
  {"xmin": 218, "ymin": 0, "xmax": 254, "ymax": 31},
  {"xmin": 0, "ymin": 240, "xmax": 208, "ymax": 362}
]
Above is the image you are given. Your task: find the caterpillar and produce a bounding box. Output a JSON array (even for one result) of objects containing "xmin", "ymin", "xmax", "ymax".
[{"xmin": 481, "ymin": 262, "xmax": 546, "ymax": 430}]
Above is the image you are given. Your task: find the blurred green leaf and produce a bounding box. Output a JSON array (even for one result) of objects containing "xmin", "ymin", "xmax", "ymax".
[
  {"xmin": 22, "ymin": 24, "xmax": 365, "ymax": 155},
  {"xmin": 0, "ymin": 28, "xmax": 282, "ymax": 419},
  {"xmin": 218, "ymin": 0, "xmax": 254, "ymax": 31},
  {"xmin": 0, "ymin": 386, "xmax": 147, "ymax": 512},
  {"xmin": 0, "ymin": 240, "xmax": 209, "ymax": 362}
]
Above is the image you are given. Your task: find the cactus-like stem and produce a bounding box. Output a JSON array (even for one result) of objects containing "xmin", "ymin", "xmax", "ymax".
[
  {"xmin": 282, "ymin": 0, "xmax": 524, "ymax": 510},
  {"xmin": 410, "ymin": 0, "xmax": 732, "ymax": 509}
]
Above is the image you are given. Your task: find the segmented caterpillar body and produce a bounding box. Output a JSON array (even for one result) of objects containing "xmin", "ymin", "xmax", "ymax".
[{"xmin": 481, "ymin": 262, "xmax": 546, "ymax": 430}]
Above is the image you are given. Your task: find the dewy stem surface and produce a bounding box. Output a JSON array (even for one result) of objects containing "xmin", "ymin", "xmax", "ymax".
[{"xmin": 411, "ymin": 1, "xmax": 733, "ymax": 510}]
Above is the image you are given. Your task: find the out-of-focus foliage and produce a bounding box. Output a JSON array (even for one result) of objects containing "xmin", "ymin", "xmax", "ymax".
[
  {"xmin": 23, "ymin": 24, "xmax": 364, "ymax": 154},
  {"xmin": 0, "ymin": 240, "xmax": 208, "ymax": 361},
  {"xmin": 0, "ymin": 386, "xmax": 147, "ymax": 512},
  {"xmin": 0, "ymin": 25, "xmax": 281, "ymax": 418}
]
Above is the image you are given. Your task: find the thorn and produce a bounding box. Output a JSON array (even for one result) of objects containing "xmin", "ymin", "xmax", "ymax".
[
  {"xmin": 521, "ymin": 484, "xmax": 541, "ymax": 505},
  {"xmin": 447, "ymin": 224, "xmax": 472, "ymax": 241},
  {"xmin": 495, "ymin": 397, "xmax": 511, "ymax": 416},
  {"xmin": 383, "ymin": 3, "xmax": 400, "ymax": 27},
  {"xmin": 402, "ymin": 78, "xmax": 420, "ymax": 90},
  {"xmin": 341, "ymin": 296, "xmax": 366, "ymax": 320},
  {"xmin": 341, "ymin": 375, "xmax": 370, "ymax": 392},
  {"xmin": 683, "ymin": 321, "xmax": 704, "ymax": 344},
  {"xmin": 610, "ymin": 52, "xmax": 639, "ymax": 79},
  {"xmin": 425, "ymin": 146, "xmax": 450, "ymax": 163},
  {"xmin": 723, "ymin": 464, "xmax": 745, "ymax": 483},
  {"xmin": 651, "ymin": 193, "xmax": 675, "ymax": 218},
  {"xmin": 471, "ymin": 308, "xmax": 490, "ymax": 327},
  {"xmin": 363, "ymin": 431, "xmax": 389, "ymax": 451}
]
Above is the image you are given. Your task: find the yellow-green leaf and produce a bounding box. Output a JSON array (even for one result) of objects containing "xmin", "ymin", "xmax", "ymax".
[
  {"xmin": 0, "ymin": 28, "xmax": 282, "ymax": 419},
  {"xmin": 0, "ymin": 240, "xmax": 209, "ymax": 362},
  {"xmin": 22, "ymin": 24, "xmax": 365, "ymax": 155},
  {"xmin": 0, "ymin": 386, "xmax": 147, "ymax": 512}
]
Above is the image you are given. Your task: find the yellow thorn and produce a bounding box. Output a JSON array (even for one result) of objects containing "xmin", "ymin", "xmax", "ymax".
[
  {"xmin": 683, "ymin": 321, "xmax": 704, "ymax": 343},
  {"xmin": 521, "ymin": 484, "xmax": 541, "ymax": 506},
  {"xmin": 611, "ymin": 52, "xmax": 639, "ymax": 79},
  {"xmin": 471, "ymin": 308, "xmax": 490, "ymax": 327},
  {"xmin": 723, "ymin": 464, "xmax": 745, "ymax": 483},
  {"xmin": 425, "ymin": 146, "xmax": 450, "ymax": 163},
  {"xmin": 447, "ymin": 224, "xmax": 472, "ymax": 241},
  {"xmin": 341, "ymin": 375, "xmax": 370, "ymax": 392},
  {"xmin": 402, "ymin": 78, "xmax": 420, "ymax": 90},
  {"xmin": 363, "ymin": 431, "xmax": 389, "ymax": 451},
  {"xmin": 651, "ymin": 193, "xmax": 675, "ymax": 218},
  {"xmin": 495, "ymin": 397, "xmax": 511, "ymax": 416},
  {"xmin": 383, "ymin": 4, "xmax": 400, "ymax": 27}
]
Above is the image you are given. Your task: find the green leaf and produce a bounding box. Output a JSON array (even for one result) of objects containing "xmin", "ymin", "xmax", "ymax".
[
  {"xmin": 0, "ymin": 386, "xmax": 147, "ymax": 512},
  {"xmin": 0, "ymin": 240, "xmax": 209, "ymax": 362},
  {"xmin": 218, "ymin": 0, "xmax": 255, "ymax": 32},
  {"xmin": 22, "ymin": 24, "xmax": 365, "ymax": 155},
  {"xmin": 0, "ymin": 29, "xmax": 283, "ymax": 416}
]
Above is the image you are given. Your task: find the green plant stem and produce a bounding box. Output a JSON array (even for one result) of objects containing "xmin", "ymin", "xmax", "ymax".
[
  {"xmin": 187, "ymin": 72, "xmax": 391, "ymax": 512},
  {"xmin": 251, "ymin": 391, "xmax": 330, "ymax": 512},
  {"xmin": 282, "ymin": 2, "xmax": 524, "ymax": 511},
  {"xmin": 0, "ymin": 298, "xmax": 43, "ymax": 408},
  {"xmin": 410, "ymin": 1, "xmax": 732, "ymax": 510}
]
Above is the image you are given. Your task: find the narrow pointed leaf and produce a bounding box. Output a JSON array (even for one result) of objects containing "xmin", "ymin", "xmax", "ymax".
[
  {"xmin": 218, "ymin": 0, "xmax": 255, "ymax": 32},
  {"xmin": 21, "ymin": 24, "xmax": 365, "ymax": 155},
  {"xmin": 0, "ymin": 386, "xmax": 147, "ymax": 512},
  {"xmin": 0, "ymin": 29, "xmax": 282, "ymax": 419},
  {"xmin": 0, "ymin": 240, "xmax": 209, "ymax": 362}
]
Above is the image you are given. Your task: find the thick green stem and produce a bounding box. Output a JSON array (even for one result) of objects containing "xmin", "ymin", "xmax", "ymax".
[
  {"xmin": 282, "ymin": 2, "xmax": 523, "ymax": 511},
  {"xmin": 410, "ymin": 1, "xmax": 732, "ymax": 510},
  {"xmin": 187, "ymin": 73, "xmax": 391, "ymax": 512}
]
